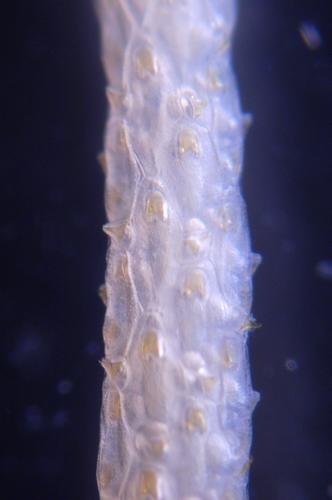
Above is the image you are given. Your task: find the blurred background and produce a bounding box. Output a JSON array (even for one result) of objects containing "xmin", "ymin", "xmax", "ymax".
[{"xmin": 1, "ymin": 1, "xmax": 331, "ymax": 499}]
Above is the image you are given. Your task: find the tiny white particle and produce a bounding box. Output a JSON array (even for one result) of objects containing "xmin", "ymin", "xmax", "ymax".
[
  {"xmin": 57, "ymin": 379, "xmax": 73, "ymax": 395},
  {"xmin": 52, "ymin": 410, "xmax": 69, "ymax": 428},
  {"xmin": 299, "ymin": 22, "xmax": 322, "ymax": 51},
  {"xmin": 285, "ymin": 358, "xmax": 298, "ymax": 372},
  {"xmin": 316, "ymin": 260, "xmax": 332, "ymax": 281},
  {"xmin": 24, "ymin": 405, "xmax": 44, "ymax": 432},
  {"xmin": 327, "ymin": 484, "xmax": 332, "ymax": 498}
]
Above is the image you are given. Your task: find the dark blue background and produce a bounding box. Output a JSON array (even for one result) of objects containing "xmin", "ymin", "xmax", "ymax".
[{"xmin": 1, "ymin": 1, "xmax": 331, "ymax": 499}]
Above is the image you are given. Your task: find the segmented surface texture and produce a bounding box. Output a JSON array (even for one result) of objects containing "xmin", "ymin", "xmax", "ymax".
[{"xmin": 96, "ymin": 1, "xmax": 258, "ymax": 498}]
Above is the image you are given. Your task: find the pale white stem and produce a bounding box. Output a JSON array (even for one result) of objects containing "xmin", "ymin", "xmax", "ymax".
[{"xmin": 96, "ymin": 1, "xmax": 258, "ymax": 498}]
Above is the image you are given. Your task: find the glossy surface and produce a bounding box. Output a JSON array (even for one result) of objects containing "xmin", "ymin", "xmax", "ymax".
[{"xmin": 96, "ymin": 0, "xmax": 257, "ymax": 498}]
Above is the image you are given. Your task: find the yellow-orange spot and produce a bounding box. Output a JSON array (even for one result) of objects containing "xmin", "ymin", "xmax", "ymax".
[
  {"xmin": 183, "ymin": 270, "xmax": 206, "ymax": 299},
  {"xmin": 178, "ymin": 129, "xmax": 200, "ymax": 156},
  {"xmin": 139, "ymin": 470, "xmax": 158, "ymax": 497},
  {"xmin": 105, "ymin": 86, "xmax": 125, "ymax": 109},
  {"xmin": 103, "ymin": 320, "xmax": 120, "ymax": 345},
  {"xmin": 145, "ymin": 192, "xmax": 168, "ymax": 222},
  {"xmin": 199, "ymin": 375, "xmax": 217, "ymax": 393},
  {"xmin": 207, "ymin": 68, "xmax": 223, "ymax": 91},
  {"xmin": 223, "ymin": 351, "xmax": 232, "ymax": 368},
  {"xmin": 186, "ymin": 408, "xmax": 206, "ymax": 433},
  {"xmin": 240, "ymin": 317, "xmax": 262, "ymax": 333},
  {"xmin": 107, "ymin": 390, "xmax": 121, "ymax": 421},
  {"xmin": 220, "ymin": 338, "xmax": 240, "ymax": 370},
  {"xmin": 98, "ymin": 284, "xmax": 107, "ymax": 306},
  {"xmin": 151, "ymin": 439, "xmax": 168, "ymax": 458},
  {"xmin": 135, "ymin": 47, "xmax": 157, "ymax": 78},
  {"xmin": 102, "ymin": 222, "xmax": 127, "ymax": 241},
  {"xmin": 185, "ymin": 238, "xmax": 201, "ymax": 255},
  {"xmin": 115, "ymin": 254, "xmax": 130, "ymax": 281},
  {"xmin": 98, "ymin": 463, "xmax": 113, "ymax": 489},
  {"xmin": 105, "ymin": 185, "xmax": 123, "ymax": 217},
  {"xmin": 140, "ymin": 330, "xmax": 163, "ymax": 359},
  {"xmin": 97, "ymin": 152, "xmax": 107, "ymax": 175},
  {"xmin": 116, "ymin": 125, "xmax": 129, "ymax": 151},
  {"xmin": 240, "ymin": 456, "xmax": 254, "ymax": 475},
  {"xmin": 100, "ymin": 358, "xmax": 125, "ymax": 380}
]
